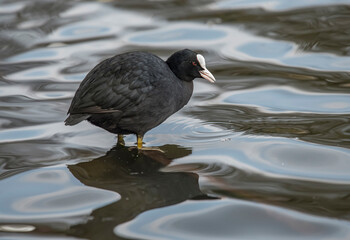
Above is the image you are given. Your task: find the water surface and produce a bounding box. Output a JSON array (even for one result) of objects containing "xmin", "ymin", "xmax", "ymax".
[{"xmin": 1, "ymin": 0, "xmax": 350, "ymax": 239}]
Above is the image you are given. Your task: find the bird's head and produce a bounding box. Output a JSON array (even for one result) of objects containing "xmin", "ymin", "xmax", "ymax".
[{"xmin": 166, "ymin": 49, "xmax": 216, "ymax": 83}]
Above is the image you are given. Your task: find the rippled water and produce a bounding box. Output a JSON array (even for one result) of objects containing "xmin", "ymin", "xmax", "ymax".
[{"xmin": 1, "ymin": 0, "xmax": 350, "ymax": 239}]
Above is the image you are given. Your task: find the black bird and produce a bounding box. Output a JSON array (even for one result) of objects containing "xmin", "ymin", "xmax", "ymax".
[{"xmin": 65, "ymin": 49, "xmax": 215, "ymax": 148}]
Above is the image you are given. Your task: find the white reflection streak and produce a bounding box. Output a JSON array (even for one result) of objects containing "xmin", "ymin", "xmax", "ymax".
[{"xmin": 0, "ymin": 224, "xmax": 35, "ymax": 232}]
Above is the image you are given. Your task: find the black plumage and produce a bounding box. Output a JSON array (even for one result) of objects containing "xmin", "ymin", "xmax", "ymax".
[{"xmin": 65, "ymin": 49, "xmax": 215, "ymax": 148}]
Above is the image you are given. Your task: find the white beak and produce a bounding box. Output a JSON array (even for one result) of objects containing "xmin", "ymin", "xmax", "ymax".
[{"xmin": 200, "ymin": 68, "xmax": 216, "ymax": 83}]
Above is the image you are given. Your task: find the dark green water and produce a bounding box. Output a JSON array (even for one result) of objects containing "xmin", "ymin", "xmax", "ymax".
[{"xmin": 1, "ymin": 0, "xmax": 350, "ymax": 239}]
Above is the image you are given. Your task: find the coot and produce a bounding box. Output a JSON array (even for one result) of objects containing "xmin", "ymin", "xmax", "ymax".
[{"xmin": 65, "ymin": 49, "xmax": 215, "ymax": 148}]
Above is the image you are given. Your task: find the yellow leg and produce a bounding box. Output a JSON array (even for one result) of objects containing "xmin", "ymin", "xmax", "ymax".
[
  {"xmin": 117, "ymin": 134, "xmax": 125, "ymax": 146},
  {"xmin": 137, "ymin": 135, "xmax": 143, "ymax": 149}
]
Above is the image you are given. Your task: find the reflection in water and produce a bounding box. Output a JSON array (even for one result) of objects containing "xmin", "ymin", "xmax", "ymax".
[{"xmin": 67, "ymin": 144, "xmax": 216, "ymax": 239}]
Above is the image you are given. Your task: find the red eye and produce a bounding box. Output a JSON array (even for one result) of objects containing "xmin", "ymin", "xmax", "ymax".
[{"xmin": 192, "ymin": 61, "xmax": 197, "ymax": 66}]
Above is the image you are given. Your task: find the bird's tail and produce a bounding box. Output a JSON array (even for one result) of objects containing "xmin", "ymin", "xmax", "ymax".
[{"xmin": 65, "ymin": 114, "xmax": 89, "ymax": 126}]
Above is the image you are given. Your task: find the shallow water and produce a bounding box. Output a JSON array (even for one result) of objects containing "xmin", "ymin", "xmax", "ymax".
[{"xmin": 1, "ymin": 0, "xmax": 350, "ymax": 239}]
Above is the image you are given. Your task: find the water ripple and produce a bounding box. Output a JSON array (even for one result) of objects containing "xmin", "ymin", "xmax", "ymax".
[
  {"xmin": 187, "ymin": 105, "xmax": 350, "ymax": 148},
  {"xmin": 0, "ymin": 165, "xmax": 120, "ymax": 220},
  {"xmin": 115, "ymin": 199, "xmax": 350, "ymax": 240},
  {"xmin": 46, "ymin": 3, "xmax": 154, "ymax": 44},
  {"xmin": 171, "ymin": 135, "xmax": 350, "ymax": 183},
  {"xmin": 220, "ymin": 86, "xmax": 350, "ymax": 114},
  {"xmin": 126, "ymin": 23, "xmax": 229, "ymax": 47},
  {"xmin": 209, "ymin": 0, "xmax": 350, "ymax": 11},
  {"xmin": 221, "ymin": 37, "xmax": 350, "ymax": 72}
]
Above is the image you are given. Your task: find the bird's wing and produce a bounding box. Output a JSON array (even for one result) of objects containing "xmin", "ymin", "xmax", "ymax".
[{"xmin": 68, "ymin": 55, "xmax": 159, "ymax": 115}]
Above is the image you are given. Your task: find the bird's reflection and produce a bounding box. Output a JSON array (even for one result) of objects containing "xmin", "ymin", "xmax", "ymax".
[{"xmin": 67, "ymin": 144, "xmax": 216, "ymax": 239}]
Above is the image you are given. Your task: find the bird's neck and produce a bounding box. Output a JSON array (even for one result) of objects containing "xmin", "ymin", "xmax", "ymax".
[
  {"xmin": 178, "ymin": 80, "xmax": 193, "ymax": 109},
  {"xmin": 166, "ymin": 60, "xmax": 194, "ymax": 82}
]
